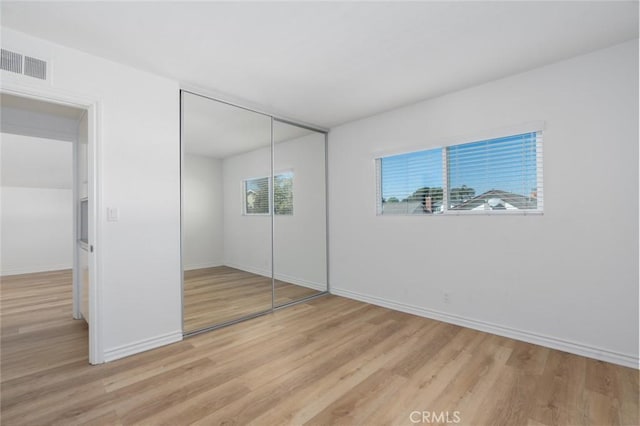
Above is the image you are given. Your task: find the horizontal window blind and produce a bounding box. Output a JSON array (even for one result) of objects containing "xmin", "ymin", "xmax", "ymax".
[
  {"xmin": 378, "ymin": 148, "xmax": 443, "ymax": 215},
  {"xmin": 376, "ymin": 130, "xmax": 543, "ymax": 215},
  {"xmin": 244, "ymin": 173, "xmax": 294, "ymax": 215},
  {"xmin": 244, "ymin": 177, "xmax": 269, "ymax": 214},
  {"xmin": 447, "ymin": 132, "xmax": 541, "ymax": 211},
  {"xmin": 274, "ymin": 172, "xmax": 294, "ymax": 215}
]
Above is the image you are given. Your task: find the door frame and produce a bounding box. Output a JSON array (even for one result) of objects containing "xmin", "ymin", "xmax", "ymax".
[{"xmin": 1, "ymin": 82, "xmax": 104, "ymax": 364}]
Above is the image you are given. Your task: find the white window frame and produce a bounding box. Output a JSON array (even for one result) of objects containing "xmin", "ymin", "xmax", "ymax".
[{"xmin": 375, "ymin": 123, "xmax": 544, "ymax": 216}]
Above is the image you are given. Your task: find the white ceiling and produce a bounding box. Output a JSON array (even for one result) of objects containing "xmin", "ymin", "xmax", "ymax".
[{"xmin": 1, "ymin": 2, "xmax": 638, "ymax": 128}]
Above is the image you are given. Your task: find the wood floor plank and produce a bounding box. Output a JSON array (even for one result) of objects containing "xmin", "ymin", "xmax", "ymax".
[
  {"xmin": 586, "ymin": 389, "xmax": 621, "ymax": 425},
  {"xmin": 183, "ymin": 266, "xmax": 322, "ymax": 332},
  {"xmin": 247, "ymin": 315, "xmax": 434, "ymax": 426},
  {"xmin": 304, "ymin": 368, "xmax": 408, "ymax": 425},
  {"xmin": 1, "ymin": 270, "xmax": 638, "ymax": 425},
  {"xmin": 586, "ymin": 359, "xmax": 621, "ymax": 399},
  {"xmin": 528, "ymin": 350, "xmax": 588, "ymax": 426},
  {"xmin": 431, "ymin": 343, "xmax": 514, "ymax": 420},
  {"xmin": 381, "ymin": 333, "xmax": 486, "ymax": 425},
  {"xmin": 616, "ymin": 364, "xmax": 640, "ymax": 425},
  {"xmin": 191, "ymin": 320, "xmax": 407, "ymax": 425}
]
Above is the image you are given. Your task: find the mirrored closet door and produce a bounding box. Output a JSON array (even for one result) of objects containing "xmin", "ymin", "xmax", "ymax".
[
  {"xmin": 273, "ymin": 120, "xmax": 327, "ymax": 306},
  {"xmin": 181, "ymin": 91, "xmax": 328, "ymax": 335},
  {"xmin": 182, "ymin": 92, "xmax": 273, "ymax": 333}
]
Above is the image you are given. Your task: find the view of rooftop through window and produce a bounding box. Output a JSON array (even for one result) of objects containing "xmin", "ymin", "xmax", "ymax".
[
  {"xmin": 380, "ymin": 147, "xmax": 443, "ymax": 214},
  {"xmin": 379, "ymin": 132, "xmax": 540, "ymax": 214}
]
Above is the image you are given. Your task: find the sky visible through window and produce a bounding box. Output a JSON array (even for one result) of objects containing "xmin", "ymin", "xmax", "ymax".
[
  {"xmin": 381, "ymin": 132, "xmax": 538, "ymax": 201},
  {"xmin": 381, "ymin": 148, "xmax": 442, "ymax": 201},
  {"xmin": 245, "ymin": 177, "xmax": 267, "ymax": 193}
]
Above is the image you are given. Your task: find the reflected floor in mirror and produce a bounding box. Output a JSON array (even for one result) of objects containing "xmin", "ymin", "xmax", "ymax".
[{"xmin": 183, "ymin": 266, "xmax": 321, "ymax": 333}]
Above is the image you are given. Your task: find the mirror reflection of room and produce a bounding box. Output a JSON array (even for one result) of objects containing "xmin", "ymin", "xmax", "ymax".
[
  {"xmin": 181, "ymin": 93, "xmax": 328, "ymax": 333},
  {"xmin": 182, "ymin": 93, "xmax": 273, "ymax": 333}
]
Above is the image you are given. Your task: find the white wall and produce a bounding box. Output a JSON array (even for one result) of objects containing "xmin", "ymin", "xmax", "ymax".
[
  {"xmin": 1, "ymin": 187, "xmax": 73, "ymax": 275},
  {"xmin": 1, "ymin": 132, "xmax": 73, "ymax": 189},
  {"xmin": 1, "ymin": 28, "xmax": 182, "ymax": 361},
  {"xmin": 328, "ymin": 39, "xmax": 639, "ymax": 367},
  {"xmin": 1, "ymin": 133, "xmax": 73, "ymax": 275},
  {"xmin": 183, "ymin": 154, "xmax": 224, "ymax": 270}
]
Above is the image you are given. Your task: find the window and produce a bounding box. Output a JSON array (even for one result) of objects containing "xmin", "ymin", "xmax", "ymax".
[
  {"xmin": 244, "ymin": 177, "xmax": 269, "ymax": 214},
  {"xmin": 447, "ymin": 132, "xmax": 541, "ymax": 212},
  {"xmin": 376, "ymin": 131, "xmax": 543, "ymax": 215},
  {"xmin": 243, "ymin": 172, "xmax": 294, "ymax": 215},
  {"xmin": 377, "ymin": 147, "xmax": 443, "ymax": 215}
]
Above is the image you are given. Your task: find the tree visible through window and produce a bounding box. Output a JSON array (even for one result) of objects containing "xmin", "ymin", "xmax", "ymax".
[
  {"xmin": 244, "ymin": 172, "xmax": 294, "ymax": 215},
  {"xmin": 379, "ymin": 147, "xmax": 443, "ymax": 214},
  {"xmin": 244, "ymin": 177, "xmax": 269, "ymax": 214},
  {"xmin": 274, "ymin": 172, "xmax": 293, "ymax": 215}
]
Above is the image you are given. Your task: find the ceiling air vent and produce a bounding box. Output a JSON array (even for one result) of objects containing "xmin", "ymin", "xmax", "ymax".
[
  {"xmin": 1, "ymin": 49, "xmax": 23, "ymax": 74},
  {"xmin": 1, "ymin": 48, "xmax": 48, "ymax": 81},
  {"xmin": 24, "ymin": 56, "xmax": 47, "ymax": 80}
]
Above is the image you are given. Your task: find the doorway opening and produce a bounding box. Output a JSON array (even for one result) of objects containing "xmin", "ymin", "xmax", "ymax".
[{"xmin": 0, "ymin": 93, "xmax": 95, "ymax": 368}]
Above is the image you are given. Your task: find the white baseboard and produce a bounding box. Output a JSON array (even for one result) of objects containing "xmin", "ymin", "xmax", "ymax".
[
  {"xmin": 1, "ymin": 264, "xmax": 72, "ymax": 277},
  {"xmin": 224, "ymin": 262, "xmax": 271, "ymax": 279},
  {"xmin": 331, "ymin": 287, "xmax": 639, "ymax": 369},
  {"xmin": 183, "ymin": 261, "xmax": 223, "ymax": 271},
  {"xmin": 224, "ymin": 262, "xmax": 326, "ymax": 292},
  {"xmin": 103, "ymin": 330, "xmax": 183, "ymax": 363},
  {"xmin": 275, "ymin": 272, "xmax": 326, "ymax": 292}
]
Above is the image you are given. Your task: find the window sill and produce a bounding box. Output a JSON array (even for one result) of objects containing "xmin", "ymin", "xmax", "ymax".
[{"xmin": 378, "ymin": 210, "xmax": 544, "ymax": 217}]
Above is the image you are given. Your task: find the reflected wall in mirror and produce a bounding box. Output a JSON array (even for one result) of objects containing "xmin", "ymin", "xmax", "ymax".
[
  {"xmin": 182, "ymin": 92, "xmax": 272, "ymax": 333},
  {"xmin": 273, "ymin": 120, "xmax": 327, "ymax": 306}
]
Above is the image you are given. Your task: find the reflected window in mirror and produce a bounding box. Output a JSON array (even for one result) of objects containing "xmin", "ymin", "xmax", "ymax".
[
  {"xmin": 243, "ymin": 172, "xmax": 294, "ymax": 216},
  {"xmin": 243, "ymin": 177, "xmax": 269, "ymax": 215}
]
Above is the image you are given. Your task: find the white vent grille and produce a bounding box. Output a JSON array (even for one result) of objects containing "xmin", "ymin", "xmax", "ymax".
[
  {"xmin": 1, "ymin": 49, "xmax": 23, "ymax": 74},
  {"xmin": 24, "ymin": 56, "xmax": 47, "ymax": 80},
  {"xmin": 0, "ymin": 48, "xmax": 48, "ymax": 81}
]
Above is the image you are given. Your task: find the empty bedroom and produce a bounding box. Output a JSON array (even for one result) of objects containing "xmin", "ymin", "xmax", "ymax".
[{"xmin": 0, "ymin": 1, "xmax": 638, "ymax": 425}]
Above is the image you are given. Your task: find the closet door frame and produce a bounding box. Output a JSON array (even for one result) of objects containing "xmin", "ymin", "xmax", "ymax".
[{"xmin": 179, "ymin": 88, "xmax": 330, "ymax": 336}]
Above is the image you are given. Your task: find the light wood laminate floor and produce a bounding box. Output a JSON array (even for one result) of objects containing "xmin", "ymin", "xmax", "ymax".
[
  {"xmin": 183, "ymin": 266, "xmax": 321, "ymax": 332},
  {"xmin": 1, "ymin": 270, "xmax": 638, "ymax": 425}
]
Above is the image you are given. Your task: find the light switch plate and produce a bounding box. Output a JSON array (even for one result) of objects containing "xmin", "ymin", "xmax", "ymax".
[{"xmin": 107, "ymin": 207, "xmax": 119, "ymax": 222}]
